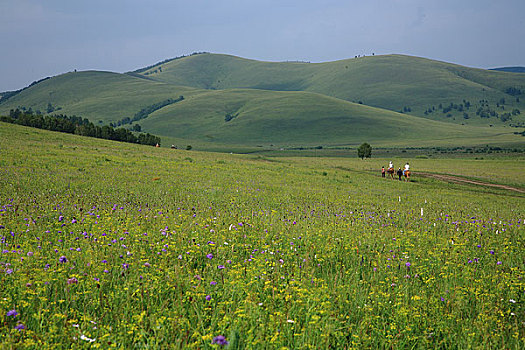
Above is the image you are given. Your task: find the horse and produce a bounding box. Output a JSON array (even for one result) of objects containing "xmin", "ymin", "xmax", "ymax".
[
  {"xmin": 387, "ymin": 167, "xmax": 395, "ymax": 179},
  {"xmin": 404, "ymin": 170, "xmax": 411, "ymax": 182}
]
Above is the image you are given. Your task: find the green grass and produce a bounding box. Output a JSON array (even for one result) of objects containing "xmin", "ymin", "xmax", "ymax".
[
  {"xmin": 1, "ymin": 54, "xmax": 525, "ymax": 151},
  {"xmin": 139, "ymin": 53, "xmax": 525, "ymax": 125},
  {"xmin": 0, "ymin": 71, "xmax": 198, "ymax": 125},
  {"xmin": 0, "ymin": 123, "xmax": 524, "ymax": 348},
  {"xmin": 140, "ymin": 88, "xmax": 523, "ymax": 147}
]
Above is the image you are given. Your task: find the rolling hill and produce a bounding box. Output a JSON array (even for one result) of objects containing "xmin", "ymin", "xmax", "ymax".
[
  {"xmin": 139, "ymin": 88, "xmax": 512, "ymax": 147},
  {"xmin": 134, "ymin": 53, "xmax": 525, "ymax": 123},
  {"xmin": 1, "ymin": 53, "xmax": 524, "ymax": 149},
  {"xmin": 0, "ymin": 71, "xmax": 198, "ymax": 125}
]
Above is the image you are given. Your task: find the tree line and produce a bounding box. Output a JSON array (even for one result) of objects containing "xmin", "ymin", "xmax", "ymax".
[
  {"xmin": 1, "ymin": 109, "xmax": 161, "ymax": 146},
  {"xmin": 115, "ymin": 96, "xmax": 184, "ymax": 127}
]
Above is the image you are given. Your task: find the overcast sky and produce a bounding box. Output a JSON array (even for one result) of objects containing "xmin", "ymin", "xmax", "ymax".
[{"xmin": 1, "ymin": 0, "xmax": 524, "ymax": 91}]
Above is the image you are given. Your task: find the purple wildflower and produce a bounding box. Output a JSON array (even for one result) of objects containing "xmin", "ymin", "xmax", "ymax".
[
  {"xmin": 59, "ymin": 256, "xmax": 67, "ymax": 263},
  {"xmin": 218, "ymin": 265, "xmax": 225, "ymax": 269},
  {"xmin": 206, "ymin": 295, "xmax": 211, "ymax": 301},
  {"xmin": 14, "ymin": 323, "xmax": 25, "ymax": 331},
  {"xmin": 405, "ymin": 262, "xmax": 411, "ymax": 267},
  {"xmin": 7, "ymin": 309, "xmax": 18, "ymax": 317},
  {"xmin": 206, "ymin": 253, "xmax": 213, "ymax": 259},
  {"xmin": 67, "ymin": 277, "xmax": 78, "ymax": 284},
  {"xmin": 210, "ymin": 281, "xmax": 217, "ymax": 286},
  {"xmin": 212, "ymin": 335, "xmax": 229, "ymax": 346}
]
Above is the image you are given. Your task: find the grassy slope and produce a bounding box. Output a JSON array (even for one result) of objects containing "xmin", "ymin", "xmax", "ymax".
[
  {"xmin": 139, "ymin": 53, "xmax": 525, "ymax": 125},
  {"xmin": 0, "ymin": 71, "xmax": 198, "ymax": 124},
  {"xmin": 1, "ymin": 54, "xmax": 524, "ymax": 149},
  {"xmin": 140, "ymin": 88, "xmax": 522, "ymax": 147},
  {"xmin": 1, "ymin": 123, "xmax": 524, "ymax": 348}
]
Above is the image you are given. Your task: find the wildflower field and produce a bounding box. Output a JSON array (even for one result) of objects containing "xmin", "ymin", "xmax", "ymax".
[{"xmin": 1, "ymin": 123, "xmax": 524, "ymax": 349}]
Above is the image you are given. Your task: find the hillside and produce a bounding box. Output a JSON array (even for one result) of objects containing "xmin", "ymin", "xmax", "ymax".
[
  {"xmin": 139, "ymin": 88, "xmax": 520, "ymax": 147},
  {"xmin": 1, "ymin": 54, "xmax": 524, "ymax": 149},
  {"xmin": 0, "ymin": 71, "xmax": 198, "ymax": 124},
  {"xmin": 135, "ymin": 53, "xmax": 525, "ymax": 125}
]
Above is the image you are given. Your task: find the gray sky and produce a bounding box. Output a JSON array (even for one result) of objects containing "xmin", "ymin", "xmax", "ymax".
[{"xmin": 1, "ymin": 0, "xmax": 524, "ymax": 91}]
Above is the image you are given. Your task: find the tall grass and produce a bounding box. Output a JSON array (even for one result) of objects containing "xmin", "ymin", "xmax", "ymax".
[{"xmin": 0, "ymin": 123, "xmax": 523, "ymax": 348}]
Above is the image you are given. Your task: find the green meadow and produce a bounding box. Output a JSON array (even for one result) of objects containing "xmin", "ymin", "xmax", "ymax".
[{"xmin": 1, "ymin": 123, "xmax": 523, "ymax": 348}]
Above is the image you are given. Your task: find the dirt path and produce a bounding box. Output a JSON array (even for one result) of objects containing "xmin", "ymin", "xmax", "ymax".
[{"xmin": 417, "ymin": 172, "xmax": 525, "ymax": 194}]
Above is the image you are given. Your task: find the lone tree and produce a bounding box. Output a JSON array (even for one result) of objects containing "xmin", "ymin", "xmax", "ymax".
[{"xmin": 357, "ymin": 142, "xmax": 372, "ymax": 159}]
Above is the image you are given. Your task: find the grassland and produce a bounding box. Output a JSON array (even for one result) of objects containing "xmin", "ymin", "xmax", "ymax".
[
  {"xmin": 1, "ymin": 54, "xmax": 525, "ymax": 151},
  {"xmin": 0, "ymin": 71, "xmax": 198, "ymax": 125},
  {"xmin": 141, "ymin": 88, "xmax": 522, "ymax": 147},
  {"xmin": 0, "ymin": 123, "xmax": 523, "ymax": 348},
  {"xmin": 138, "ymin": 53, "xmax": 525, "ymax": 124}
]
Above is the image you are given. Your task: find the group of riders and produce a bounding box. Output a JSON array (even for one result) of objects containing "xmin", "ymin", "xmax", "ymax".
[{"xmin": 381, "ymin": 161, "xmax": 411, "ymax": 181}]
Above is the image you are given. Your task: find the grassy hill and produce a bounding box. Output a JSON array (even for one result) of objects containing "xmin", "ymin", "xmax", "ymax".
[
  {"xmin": 1, "ymin": 54, "xmax": 525, "ymax": 149},
  {"xmin": 0, "ymin": 71, "xmax": 198, "ymax": 125},
  {"xmin": 136, "ymin": 53, "xmax": 525, "ymax": 125},
  {"xmin": 140, "ymin": 88, "xmax": 521, "ymax": 147}
]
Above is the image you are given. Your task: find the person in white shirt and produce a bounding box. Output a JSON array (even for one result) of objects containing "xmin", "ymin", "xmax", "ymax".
[{"xmin": 403, "ymin": 162, "xmax": 410, "ymax": 175}]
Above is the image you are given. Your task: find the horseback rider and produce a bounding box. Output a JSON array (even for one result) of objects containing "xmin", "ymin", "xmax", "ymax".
[
  {"xmin": 388, "ymin": 161, "xmax": 393, "ymax": 171},
  {"xmin": 403, "ymin": 162, "xmax": 410, "ymax": 175}
]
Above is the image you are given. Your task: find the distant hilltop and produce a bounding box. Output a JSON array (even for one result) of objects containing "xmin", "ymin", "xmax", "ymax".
[{"xmin": 490, "ymin": 67, "xmax": 525, "ymax": 73}]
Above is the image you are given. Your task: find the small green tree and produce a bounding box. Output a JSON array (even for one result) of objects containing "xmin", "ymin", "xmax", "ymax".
[{"xmin": 357, "ymin": 142, "xmax": 372, "ymax": 159}]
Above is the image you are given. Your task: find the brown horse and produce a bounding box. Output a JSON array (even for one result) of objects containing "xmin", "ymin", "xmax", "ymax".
[
  {"xmin": 387, "ymin": 167, "xmax": 395, "ymax": 179},
  {"xmin": 404, "ymin": 170, "xmax": 411, "ymax": 182}
]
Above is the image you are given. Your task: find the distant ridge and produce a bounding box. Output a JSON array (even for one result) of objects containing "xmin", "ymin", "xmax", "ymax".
[
  {"xmin": 130, "ymin": 52, "xmax": 209, "ymax": 74},
  {"xmin": 490, "ymin": 67, "xmax": 525, "ymax": 73}
]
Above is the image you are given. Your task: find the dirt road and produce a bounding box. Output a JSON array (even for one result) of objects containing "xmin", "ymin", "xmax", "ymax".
[{"xmin": 417, "ymin": 172, "xmax": 525, "ymax": 194}]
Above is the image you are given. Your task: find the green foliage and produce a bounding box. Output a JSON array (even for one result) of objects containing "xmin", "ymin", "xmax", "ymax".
[
  {"xmin": 505, "ymin": 87, "xmax": 522, "ymax": 96},
  {"xmin": 132, "ymin": 96, "xmax": 184, "ymax": 123},
  {"xmin": 224, "ymin": 112, "xmax": 238, "ymax": 122},
  {"xmin": 357, "ymin": 142, "xmax": 372, "ymax": 159},
  {"xmin": 3, "ymin": 108, "xmax": 160, "ymax": 146}
]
